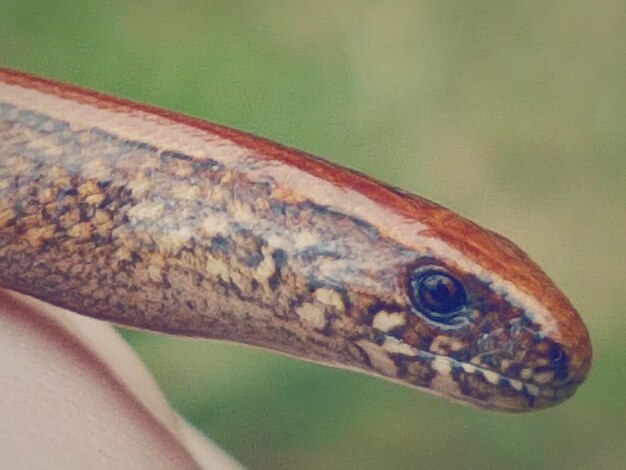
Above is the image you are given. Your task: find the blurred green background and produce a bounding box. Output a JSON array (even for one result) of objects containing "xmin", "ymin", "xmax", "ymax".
[{"xmin": 2, "ymin": 1, "xmax": 624, "ymax": 468}]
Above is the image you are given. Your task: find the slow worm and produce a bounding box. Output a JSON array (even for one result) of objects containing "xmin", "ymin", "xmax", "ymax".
[{"xmin": 0, "ymin": 68, "xmax": 591, "ymax": 411}]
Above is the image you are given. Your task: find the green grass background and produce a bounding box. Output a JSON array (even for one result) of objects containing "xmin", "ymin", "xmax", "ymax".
[{"xmin": 2, "ymin": 1, "xmax": 625, "ymax": 468}]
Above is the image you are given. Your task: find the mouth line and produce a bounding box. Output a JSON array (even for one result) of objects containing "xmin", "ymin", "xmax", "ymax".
[{"xmin": 381, "ymin": 336, "xmax": 578, "ymax": 402}]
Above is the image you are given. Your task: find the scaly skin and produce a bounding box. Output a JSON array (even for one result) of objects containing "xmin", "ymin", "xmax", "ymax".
[{"xmin": 0, "ymin": 68, "xmax": 591, "ymax": 411}]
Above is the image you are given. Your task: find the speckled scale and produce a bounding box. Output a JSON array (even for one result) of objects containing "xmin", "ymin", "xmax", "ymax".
[{"xmin": 0, "ymin": 69, "xmax": 592, "ymax": 411}]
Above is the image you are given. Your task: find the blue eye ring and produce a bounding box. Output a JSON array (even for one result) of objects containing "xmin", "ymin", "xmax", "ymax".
[{"xmin": 408, "ymin": 265, "xmax": 468, "ymax": 324}]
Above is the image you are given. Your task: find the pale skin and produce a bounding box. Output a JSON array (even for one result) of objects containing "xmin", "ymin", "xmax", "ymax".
[{"xmin": 0, "ymin": 290, "xmax": 240, "ymax": 469}]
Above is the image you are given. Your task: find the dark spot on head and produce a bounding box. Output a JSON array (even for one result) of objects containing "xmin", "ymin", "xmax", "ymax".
[
  {"xmin": 505, "ymin": 362, "xmax": 523, "ymax": 379},
  {"xmin": 161, "ymin": 150, "xmax": 193, "ymax": 162},
  {"xmin": 372, "ymin": 329, "xmax": 386, "ymax": 346},
  {"xmin": 549, "ymin": 344, "xmax": 569, "ymax": 381},
  {"xmin": 268, "ymin": 249, "xmax": 287, "ymax": 290},
  {"xmin": 455, "ymin": 350, "xmax": 472, "ymax": 363},
  {"xmin": 98, "ymin": 196, "xmax": 114, "ymax": 209},
  {"xmin": 58, "ymin": 187, "xmax": 78, "ymax": 198},
  {"xmin": 191, "ymin": 273, "xmax": 203, "ymax": 287},
  {"xmin": 239, "ymin": 250, "xmax": 263, "ymax": 268},
  {"xmin": 299, "ymin": 246, "xmax": 341, "ymax": 263},
  {"xmin": 270, "ymin": 201, "xmax": 287, "ymax": 217},
  {"xmin": 415, "ymin": 335, "xmax": 433, "ymax": 352},
  {"xmin": 79, "ymin": 204, "xmax": 95, "ymax": 222},
  {"xmin": 272, "ymin": 249, "xmax": 287, "ymax": 268},
  {"xmin": 218, "ymin": 278, "xmax": 241, "ymax": 298},
  {"xmin": 0, "ymin": 103, "xmax": 15, "ymax": 115},
  {"xmin": 134, "ymin": 141, "xmax": 158, "ymax": 153},
  {"xmin": 89, "ymin": 128, "xmax": 116, "ymax": 141},
  {"xmin": 210, "ymin": 236, "xmax": 231, "ymax": 254},
  {"xmin": 479, "ymin": 353, "xmax": 497, "ymax": 368},
  {"xmin": 192, "ymin": 158, "xmax": 222, "ymax": 171},
  {"xmin": 17, "ymin": 110, "xmax": 49, "ymax": 128},
  {"xmin": 451, "ymin": 364, "xmax": 464, "ymax": 381}
]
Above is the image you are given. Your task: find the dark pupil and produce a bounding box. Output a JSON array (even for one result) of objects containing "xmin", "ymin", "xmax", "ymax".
[{"xmin": 419, "ymin": 273, "xmax": 465, "ymax": 314}]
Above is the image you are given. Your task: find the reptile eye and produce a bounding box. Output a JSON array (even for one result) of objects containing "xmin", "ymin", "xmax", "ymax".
[{"xmin": 408, "ymin": 266, "xmax": 468, "ymax": 324}]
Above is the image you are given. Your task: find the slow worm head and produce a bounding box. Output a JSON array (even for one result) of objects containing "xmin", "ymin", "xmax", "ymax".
[{"xmin": 0, "ymin": 68, "xmax": 591, "ymax": 411}]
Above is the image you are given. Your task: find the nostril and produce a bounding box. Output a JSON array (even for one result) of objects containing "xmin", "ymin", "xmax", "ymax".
[{"xmin": 549, "ymin": 344, "xmax": 569, "ymax": 381}]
